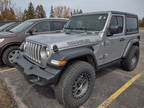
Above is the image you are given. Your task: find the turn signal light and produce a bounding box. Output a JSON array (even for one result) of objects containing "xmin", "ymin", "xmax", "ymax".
[
  {"xmin": 59, "ymin": 60, "xmax": 67, "ymax": 66},
  {"xmin": 51, "ymin": 60, "xmax": 67, "ymax": 66}
]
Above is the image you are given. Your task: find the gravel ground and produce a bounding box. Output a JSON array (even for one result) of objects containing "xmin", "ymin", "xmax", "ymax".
[{"xmin": 0, "ymin": 80, "xmax": 14, "ymax": 108}]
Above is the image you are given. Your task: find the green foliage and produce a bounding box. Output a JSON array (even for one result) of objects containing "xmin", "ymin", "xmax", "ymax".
[
  {"xmin": 23, "ymin": 2, "xmax": 46, "ymax": 20},
  {"xmin": 71, "ymin": 9, "xmax": 83, "ymax": 15},
  {"xmin": 35, "ymin": 5, "xmax": 46, "ymax": 18},
  {"xmin": 139, "ymin": 18, "xmax": 144, "ymax": 27},
  {"xmin": 50, "ymin": 6, "xmax": 54, "ymax": 18},
  {"xmin": 26, "ymin": 2, "xmax": 35, "ymax": 19}
]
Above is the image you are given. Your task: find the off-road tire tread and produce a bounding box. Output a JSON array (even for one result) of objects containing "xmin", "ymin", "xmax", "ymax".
[
  {"xmin": 121, "ymin": 45, "xmax": 139, "ymax": 71},
  {"xmin": 55, "ymin": 61, "xmax": 95, "ymax": 108}
]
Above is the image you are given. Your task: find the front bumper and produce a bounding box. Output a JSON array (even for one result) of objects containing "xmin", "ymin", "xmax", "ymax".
[{"xmin": 14, "ymin": 53, "xmax": 61, "ymax": 86}]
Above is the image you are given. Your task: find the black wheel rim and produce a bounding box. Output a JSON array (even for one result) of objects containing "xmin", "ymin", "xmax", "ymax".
[
  {"xmin": 72, "ymin": 72, "xmax": 90, "ymax": 99},
  {"xmin": 8, "ymin": 50, "xmax": 20, "ymax": 64}
]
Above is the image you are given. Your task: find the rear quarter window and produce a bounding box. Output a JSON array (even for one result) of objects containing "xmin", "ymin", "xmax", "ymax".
[{"xmin": 126, "ymin": 17, "xmax": 138, "ymax": 34}]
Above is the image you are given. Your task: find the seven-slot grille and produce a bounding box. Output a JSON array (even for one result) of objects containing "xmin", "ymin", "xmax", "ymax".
[{"xmin": 24, "ymin": 41, "xmax": 42, "ymax": 63}]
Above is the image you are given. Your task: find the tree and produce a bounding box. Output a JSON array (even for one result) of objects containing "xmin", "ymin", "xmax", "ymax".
[
  {"xmin": 0, "ymin": 0, "xmax": 13, "ymax": 13},
  {"xmin": 0, "ymin": 8, "xmax": 16, "ymax": 21},
  {"xmin": 142, "ymin": 18, "xmax": 144, "ymax": 27},
  {"xmin": 22, "ymin": 9, "xmax": 28, "ymax": 20},
  {"xmin": 139, "ymin": 17, "xmax": 144, "ymax": 27},
  {"xmin": 71, "ymin": 9, "xmax": 83, "ymax": 15},
  {"xmin": 79, "ymin": 9, "xmax": 83, "ymax": 14},
  {"xmin": 50, "ymin": 6, "xmax": 54, "ymax": 18},
  {"xmin": 53, "ymin": 6, "xmax": 71, "ymax": 18},
  {"xmin": 15, "ymin": 8, "xmax": 23, "ymax": 21},
  {"xmin": 10, "ymin": 8, "xmax": 16, "ymax": 18},
  {"xmin": 26, "ymin": 2, "xmax": 35, "ymax": 19},
  {"xmin": 35, "ymin": 5, "xmax": 46, "ymax": 18},
  {"xmin": 0, "ymin": 0, "xmax": 16, "ymax": 21}
]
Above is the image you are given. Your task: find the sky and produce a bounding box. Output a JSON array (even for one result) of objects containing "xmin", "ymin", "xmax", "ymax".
[{"xmin": 13, "ymin": 0, "xmax": 144, "ymax": 19}]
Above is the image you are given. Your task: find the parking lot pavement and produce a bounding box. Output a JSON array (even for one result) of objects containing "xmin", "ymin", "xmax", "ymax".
[{"xmin": 0, "ymin": 32, "xmax": 144, "ymax": 108}]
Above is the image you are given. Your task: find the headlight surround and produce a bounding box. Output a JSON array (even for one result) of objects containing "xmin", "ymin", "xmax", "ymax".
[
  {"xmin": 23, "ymin": 41, "xmax": 27, "ymax": 50},
  {"xmin": 0, "ymin": 38, "xmax": 5, "ymax": 43},
  {"xmin": 20, "ymin": 41, "xmax": 26, "ymax": 50},
  {"xmin": 40, "ymin": 47, "xmax": 50, "ymax": 59}
]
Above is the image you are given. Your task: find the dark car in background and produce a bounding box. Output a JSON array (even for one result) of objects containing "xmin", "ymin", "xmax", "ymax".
[
  {"xmin": 0, "ymin": 18, "xmax": 68, "ymax": 66},
  {"xmin": 0, "ymin": 21, "xmax": 20, "ymax": 27},
  {"xmin": 0, "ymin": 22, "xmax": 21, "ymax": 32},
  {"xmin": 0, "ymin": 22, "xmax": 9, "ymax": 27}
]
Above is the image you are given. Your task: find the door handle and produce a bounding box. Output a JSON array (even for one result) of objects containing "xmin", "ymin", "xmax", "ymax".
[{"xmin": 120, "ymin": 38, "xmax": 125, "ymax": 41}]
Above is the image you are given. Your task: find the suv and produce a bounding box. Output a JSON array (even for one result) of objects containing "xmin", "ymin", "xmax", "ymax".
[
  {"xmin": 0, "ymin": 18, "xmax": 68, "ymax": 66},
  {"xmin": 14, "ymin": 11, "xmax": 140, "ymax": 108}
]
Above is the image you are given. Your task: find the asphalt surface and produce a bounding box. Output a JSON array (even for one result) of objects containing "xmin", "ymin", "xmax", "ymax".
[{"xmin": 0, "ymin": 32, "xmax": 144, "ymax": 108}]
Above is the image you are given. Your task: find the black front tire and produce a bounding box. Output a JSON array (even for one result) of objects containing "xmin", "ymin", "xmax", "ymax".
[
  {"xmin": 121, "ymin": 46, "xmax": 139, "ymax": 71},
  {"xmin": 55, "ymin": 61, "xmax": 96, "ymax": 108},
  {"xmin": 2, "ymin": 46, "xmax": 20, "ymax": 67}
]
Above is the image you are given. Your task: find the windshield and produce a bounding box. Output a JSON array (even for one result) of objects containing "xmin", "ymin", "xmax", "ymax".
[
  {"xmin": 65, "ymin": 14, "xmax": 108, "ymax": 31},
  {"xmin": 10, "ymin": 21, "xmax": 33, "ymax": 33},
  {"xmin": 0, "ymin": 23, "xmax": 14, "ymax": 31}
]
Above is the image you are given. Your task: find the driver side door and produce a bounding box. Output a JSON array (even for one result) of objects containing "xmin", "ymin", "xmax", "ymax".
[{"xmin": 97, "ymin": 15, "xmax": 128, "ymax": 65}]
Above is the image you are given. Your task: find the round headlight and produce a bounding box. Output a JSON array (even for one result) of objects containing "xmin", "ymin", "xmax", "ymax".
[
  {"xmin": 40, "ymin": 47, "xmax": 50, "ymax": 59},
  {"xmin": 46, "ymin": 48, "xmax": 50, "ymax": 56}
]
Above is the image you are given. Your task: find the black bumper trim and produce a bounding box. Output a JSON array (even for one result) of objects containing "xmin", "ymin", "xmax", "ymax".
[{"xmin": 14, "ymin": 54, "xmax": 61, "ymax": 85}]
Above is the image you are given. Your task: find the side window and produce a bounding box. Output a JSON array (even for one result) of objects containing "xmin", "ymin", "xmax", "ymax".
[
  {"xmin": 126, "ymin": 17, "xmax": 138, "ymax": 33},
  {"xmin": 32, "ymin": 21, "xmax": 50, "ymax": 33},
  {"xmin": 51, "ymin": 21, "xmax": 65, "ymax": 31},
  {"xmin": 110, "ymin": 16, "xmax": 124, "ymax": 34}
]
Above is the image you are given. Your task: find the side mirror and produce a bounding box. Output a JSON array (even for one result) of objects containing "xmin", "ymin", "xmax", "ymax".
[
  {"xmin": 28, "ymin": 29, "xmax": 37, "ymax": 35},
  {"xmin": 107, "ymin": 25, "xmax": 119, "ymax": 36}
]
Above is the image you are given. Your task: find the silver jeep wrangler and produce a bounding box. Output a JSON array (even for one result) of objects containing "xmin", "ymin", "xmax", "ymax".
[{"xmin": 14, "ymin": 11, "xmax": 140, "ymax": 108}]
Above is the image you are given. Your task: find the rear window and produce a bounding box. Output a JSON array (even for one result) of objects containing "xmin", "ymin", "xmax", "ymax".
[{"xmin": 126, "ymin": 17, "xmax": 138, "ymax": 34}]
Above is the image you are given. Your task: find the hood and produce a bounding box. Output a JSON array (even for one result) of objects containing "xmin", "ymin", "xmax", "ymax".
[
  {"xmin": 26, "ymin": 32, "xmax": 102, "ymax": 50},
  {"xmin": 0, "ymin": 32, "xmax": 16, "ymax": 38}
]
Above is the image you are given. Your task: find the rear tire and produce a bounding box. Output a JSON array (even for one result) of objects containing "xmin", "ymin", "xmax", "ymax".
[
  {"xmin": 55, "ymin": 61, "xmax": 96, "ymax": 108},
  {"xmin": 2, "ymin": 46, "xmax": 20, "ymax": 67},
  {"xmin": 121, "ymin": 46, "xmax": 139, "ymax": 71}
]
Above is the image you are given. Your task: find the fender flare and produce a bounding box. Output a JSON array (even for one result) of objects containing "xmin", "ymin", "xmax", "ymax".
[
  {"xmin": 63, "ymin": 47, "xmax": 95, "ymax": 61},
  {"xmin": 49, "ymin": 47, "xmax": 97, "ymax": 66},
  {"xmin": 122, "ymin": 39, "xmax": 139, "ymax": 58}
]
